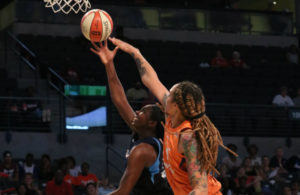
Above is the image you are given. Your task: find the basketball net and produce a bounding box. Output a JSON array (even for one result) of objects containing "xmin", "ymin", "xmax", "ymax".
[{"xmin": 43, "ymin": 0, "xmax": 91, "ymax": 14}]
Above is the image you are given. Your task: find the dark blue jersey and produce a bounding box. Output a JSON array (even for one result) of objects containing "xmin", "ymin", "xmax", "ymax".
[{"xmin": 126, "ymin": 136, "xmax": 173, "ymax": 195}]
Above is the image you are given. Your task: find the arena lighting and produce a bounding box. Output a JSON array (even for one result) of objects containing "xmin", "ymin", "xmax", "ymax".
[{"xmin": 273, "ymin": 1, "xmax": 277, "ymax": 5}]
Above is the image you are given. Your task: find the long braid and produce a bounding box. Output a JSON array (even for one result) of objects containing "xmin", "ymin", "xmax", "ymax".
[{"xmin": 173, "ymin": 81, "xmax": 237, "ymax": 175}]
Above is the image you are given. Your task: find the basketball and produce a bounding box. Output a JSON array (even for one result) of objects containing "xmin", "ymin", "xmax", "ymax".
[{"xmin": 80, "ymin": 9, "xmax": 113, "ymax": 42}]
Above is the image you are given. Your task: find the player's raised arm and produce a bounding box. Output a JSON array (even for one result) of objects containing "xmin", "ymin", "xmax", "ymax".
[
  {"xmin": 90, "ymin": 40, "xmax": 136, "ymax": 131},
  {"xmin": 109, "ymin": 37, "xmax": 169, "ymax": 107}
]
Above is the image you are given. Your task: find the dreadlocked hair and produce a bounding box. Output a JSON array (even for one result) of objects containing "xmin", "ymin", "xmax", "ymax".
[
  {"xmin": 172, "ymin": 81, "xmax": 237, "ymax": 175},
  {"xmin": 149, "ymin": 104, "xmax": 165, "ymax": 140}
]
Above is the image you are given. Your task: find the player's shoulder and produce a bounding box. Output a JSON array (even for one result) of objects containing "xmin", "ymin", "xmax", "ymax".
[
  {"xmin": 180, "ymin": 128, "xmax": 195, "ymax": 142},
  {"xmin": 180, "ymin": 128, "xmax": 193, "ymax": 137},
  {"xmin": 131, "ymin": 142, "xmax": 156, "ymax": 154},
  {"xmin": 129, "ymin": 142, "xmax": 157, "ymax": 162}
]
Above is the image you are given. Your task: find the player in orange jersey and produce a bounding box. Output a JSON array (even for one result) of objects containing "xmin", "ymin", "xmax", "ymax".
[{"xmin": 109, "ymin": 37, "xmax": 236, "ymax": 195}]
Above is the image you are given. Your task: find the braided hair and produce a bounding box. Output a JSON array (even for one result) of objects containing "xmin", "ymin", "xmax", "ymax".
[{"xmin": 171, "ymin": 81, "xmax": 236, "ymax": 174}]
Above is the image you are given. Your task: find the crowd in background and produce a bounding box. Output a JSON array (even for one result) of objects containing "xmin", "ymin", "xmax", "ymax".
[
  {"xmin": 2, "ymin": 145, "xmax": 300, "ymax": 195},
  {"xmin": 0, "ymin": 151, "xmax": 115, "ymax": 195},
  {"xmin": 218, "ymin": 144, "xmax": 300, "ymax": 195}
]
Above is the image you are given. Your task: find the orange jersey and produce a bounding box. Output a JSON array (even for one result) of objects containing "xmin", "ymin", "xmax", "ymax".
[
  {"xmin": 75, "ymin": 173, "xmax": 98, "ymax": 186},
  {"xmin": 163, "ymin": 117, "xmax": 222, "ymax": 195},
  {"xmin": 64, "ymin": 174, "xmax": 77, "ymax": 185}
]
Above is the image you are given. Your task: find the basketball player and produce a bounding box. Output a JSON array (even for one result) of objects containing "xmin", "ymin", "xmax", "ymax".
[
  {"xmin": 108, "ymin": 37, "xmax": 237, "ymax": 195},
  {"xmin": 90, "ymin": 41, "xmax": 172, "ymax": 195}
]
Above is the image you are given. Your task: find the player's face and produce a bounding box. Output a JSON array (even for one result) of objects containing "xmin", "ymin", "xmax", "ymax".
[{"xmin": 132, "ymin": 105, "xmax": 152, "ymax": 131}]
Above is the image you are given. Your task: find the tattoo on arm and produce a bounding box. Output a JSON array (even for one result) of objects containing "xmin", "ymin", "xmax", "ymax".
[
  {"xmin": 182, "ymin": 133, "xmax": 208, "ymax": 192},
  {"xmin": 131, "ymin": 53, "xmax": 146, "ymax": 76}
]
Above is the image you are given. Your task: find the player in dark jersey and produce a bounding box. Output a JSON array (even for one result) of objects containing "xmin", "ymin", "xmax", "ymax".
[{"xmin": 90, "ymin": 41, "xmax": 172, "ymax": 195}]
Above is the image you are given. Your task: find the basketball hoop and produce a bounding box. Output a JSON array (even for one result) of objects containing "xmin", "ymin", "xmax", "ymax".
[{"xmin": 43, "ymin": 0, "xmax": 91, "ymax": 14}]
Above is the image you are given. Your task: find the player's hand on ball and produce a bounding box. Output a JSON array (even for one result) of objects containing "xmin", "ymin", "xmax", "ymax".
[
  {"xmin": 90, "ymin": 40, "xmax": 119, "ymax": 65},
  {"xmin": 109, "ymin": 37, "xmax": 139, "ymax": 55}
]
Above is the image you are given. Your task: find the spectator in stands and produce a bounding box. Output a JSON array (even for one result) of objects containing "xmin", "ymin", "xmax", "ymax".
[
  {"xmin": 76, "ymin": 162, "xmax": 98, "ymax": 188},
  {"xmin": 286, "ymin": 44, "xmax": 299, "ymax": 64},
  {"xmin": 247, "ymin": 144, "xmax": 262, "ymax": 166},
  {"xmin": 291, "ymin": 181, "xmax": 300, "ymax": 195},
  {"xmin": 234, "ymin": 176, "xmax": 255, "ymax": 195},
  {"xmin": 5, "ymin": 88, "xmax": 19, "ymax": 112},
  {"xmin": 218, "ymin": 164, "xmax": 230, "ymax": 179},
  {"xmin": 64, "ymin": 57, "xmax": 79, "ymax": 83},
  {"xmin": 86, "ymin": 182, "xmax": 98, "ymax": 195},
  {"xmin": 126, "ymin": 81, "xmax": 148, "ymax": 101},
  {"xmin": 234, "ymin": 167, "xmax": 262, "ymax": 194},
  {"xmin": 269, "ymin": 147, "xmax": 290, "ymax": 189},
  {"xmin": 286, "ymin": 152, "xmax": 300, "ymax": 177},
  {"xmin": 242, "ymin": 157, "xmax": 257, "ymax": 177},
  {"xmin": 57, "ymin": 158, "xmax": 78, "ymax": 187},
  {"xmin": 221, "ymin": 143, "xmax": 242, "ymax": 174},
  {"xmin": 126, "ymin": 81, "xmax": 149, "ymax": 109},
  {"xmin": 57, "ymin": 158, "xmax": 74, "ymax": 186},
  {"xmin": 229, "ymin": 51, "xmax": 248, "ymax": 68},
  {"xmin": 217, "ymin": 164, "xmax": 237, "ymax": 195},
  {"xmin": 282, "ymin": 185, "xmax": 292, "ymax": 195},
  {"xmin": 293, "ymin": 87, "xmax": 300, "ymax": 106},
  {"xmin": 261, "ymin": 156, "xmax": 271, "ymax": 178},
  {"xmin": 66, "ymin": 156, "xmax": 81, "ymax": 177},
  {"xmin": 272, "ymin": 86, "xmax": 295, "ymax": 107},
  {"xmin": 5, "ymin": 88, "xmax": 22, "ymax": 125},
  {"xmin": 64, "ymin": 172, "xmax": 77, "ymax": 186},
  {"xmin": 16, "ymin": 183, "xmax": 29, "ymax": 195},
  {"xmin": 0, "ymin": 151, "xmax": 19, "ymax": 182},
  {"xmin": 19, "ymin": 153, "xmax": 38, "ymax": 180},
  {"xmin": 45, "ymin": 169, "xmax": 73, "ymax": 195},
  {"xmin": 65, "ymin": 66, "xmax": 79, "ymax": 83},
  {"xmin": 211, "ymin": 50, "xmax": 229, "ymax": 67},
  {"xmin": 270, "ymin": 147, "xmax": 288, "ymax": 171},
  {"xmin": 23, "ymin": 173, "xmax": 42, "ymax": 195},
  {"xmin": 0, "ymin": 173, "xmax": 16, "ymax": 194},
  {"xmin": 38, "ymin": 154, "xmax": 53, "ymax": 186},
  {"xmin": 22, "ymin": 86, "xmax": 43, "ymax": 121},
  {"xmin": 256, "ymin": 155, "xmax": 273, "ymax": 194},
  {"xmin": 98, "ymin": 177, "xmax": 115, "ymax": 195}
]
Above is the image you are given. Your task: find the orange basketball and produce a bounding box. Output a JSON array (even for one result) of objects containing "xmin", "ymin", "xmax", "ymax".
[{"xmin": 80, "ymin": 9, "xmax": 113, "ymax": 42}]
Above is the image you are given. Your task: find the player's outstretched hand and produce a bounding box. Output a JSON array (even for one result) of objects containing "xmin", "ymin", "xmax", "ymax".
[
  {"xmin": 90, "ymin": 40, "xmax": 119, "ymax": 65},
  {"xmin": 109, "ymin": 37, "xmax": 139, "ymax": 55}
]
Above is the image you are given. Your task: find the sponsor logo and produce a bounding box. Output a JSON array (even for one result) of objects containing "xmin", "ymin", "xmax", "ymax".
[{"xmin": 91, "ymin": 31, "xmax": 101, "ymax": 36}]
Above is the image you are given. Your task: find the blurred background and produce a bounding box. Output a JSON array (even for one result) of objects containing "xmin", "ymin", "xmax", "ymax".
[{"xmin": 0, "ymin": 0, "xmax": 300, "ymax": 194}]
